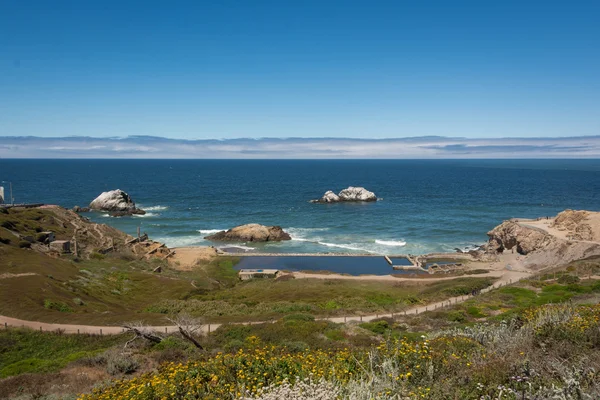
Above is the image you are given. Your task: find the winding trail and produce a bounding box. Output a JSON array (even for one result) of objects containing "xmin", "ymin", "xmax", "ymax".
[{"xmin": 0, "ymin": 270, "xmax": 528, "ymax": 336}]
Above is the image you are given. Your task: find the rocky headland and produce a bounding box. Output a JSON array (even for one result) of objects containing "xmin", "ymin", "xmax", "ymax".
[
  {"xmin": 311, "ymin": 186, "xmax": 377, "ymax": 203},
  {"xmin": 0, "ymin": 205, "xmax": 169, "ymax": 260},
  {"xmin": 482, "ymin": 209, "xmax": 600, "ymax": 270},
  {"xmin": 88, "ymin": 189, "xmax": 146, "ymax": 217},
  {"xmin": 204, "ymin": 224, "xmax": 291, "ymax": 242}
]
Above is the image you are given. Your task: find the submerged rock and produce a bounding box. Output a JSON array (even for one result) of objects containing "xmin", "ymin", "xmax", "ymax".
[
  {"xmin": 311, "ymin": 187, "xmax": 377, "ymax": 203},
  {"xmin": 204, "ymin": 224, "xmax": 291, "ymax": 242},
  {"xmin": 89, "ymin": 189, "xmax": 144, "ymax": 216},
  {"xmin": 109, "ymin": 209, "xmax": 146, "ymax": 217},
  {"xmin": 72, "ymin": 205, "xmax": 91, "ymax": 213}
]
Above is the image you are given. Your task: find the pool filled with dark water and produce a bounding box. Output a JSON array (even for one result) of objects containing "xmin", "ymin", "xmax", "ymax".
[{"xmin": 235, "ymin": 256, "xmax": 415, "ymax": 276}]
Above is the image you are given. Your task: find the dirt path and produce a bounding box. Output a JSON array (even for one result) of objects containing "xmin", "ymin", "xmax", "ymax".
[{"xmin": 0, "ymin": 270, "xmax": 529, "ymax": 336}]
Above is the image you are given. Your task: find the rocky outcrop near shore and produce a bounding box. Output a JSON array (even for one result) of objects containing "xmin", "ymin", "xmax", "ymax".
[
  {"xmin": 486, "ymin": 221, "xmax": 551, "ymax": 255},
  {"xmin": 484, "ymin": 212, "xmax": 600, "ymax": 270},
  {"xmin": 89, "ymin": 190, "xmax": 145, "ymax": 216},
  {"xmin": 551, "ymin": 209, "xmax": 600, "ymax": 241},
  {"xmin": 12, "ymin": 205, "xmax": 170, "ymax": 260},
  {"xmin": 204, "ymin": 224, "xmax": 291, "ymax": 242},
  {"xmin": 311, "ymin": 187, "xmax": 377, "ymax": 203}
]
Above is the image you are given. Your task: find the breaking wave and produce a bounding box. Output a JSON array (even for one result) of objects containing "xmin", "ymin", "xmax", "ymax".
[
  {"xmin": 141, "ymin": 205, "xmax": 168, "ymax": 211},
  {"xmin": 154, "ymin": 235, "xmax": 204, "ymax": 247},
  {"xmin": 318, "ymin": 242, "xmax": 377, "ymax": 253},
  {"xmin": 198, "ymin": 229, "xmax": 225, "ymax": 234},
  {"xmin": 375, "ymin": 239, "xmax": 407, "ymax": 247},
  {"xmin": 133, "ymin": 212, "xmax": 157, "ymax": 218}
]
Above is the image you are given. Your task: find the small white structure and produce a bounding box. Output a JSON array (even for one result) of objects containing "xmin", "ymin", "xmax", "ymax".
[
  {"xmin": 0, "ymin": 186, "xmax": 4, "ymax": 204},
  {"xmin": 238, "ymin": 269, "xmax": 280, "ymax": 280}
]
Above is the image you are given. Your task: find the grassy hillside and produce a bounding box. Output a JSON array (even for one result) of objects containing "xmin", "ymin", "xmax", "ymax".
[
  {"xmin": 1, "ymin": 263, "xmax": 599, "ymax": 399},
  {"xmin": 0, "ymin": 244, "xmax": 241, "ymax": 324},
  {"xmin": 144, "ymin": 276, "xmax": 494, "ymax": 322}
]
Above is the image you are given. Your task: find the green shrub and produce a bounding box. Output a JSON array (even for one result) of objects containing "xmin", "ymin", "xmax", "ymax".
[
  {"xmin": 18, "ymin": 240, "xmax": 31, "ymax": 248},
  {"xmin": 448, "ymin": 310, "xmax": 468, "ymax": 322},
  {"xmin": 281, "ymin": 340, "xmax": 309, "ymax": 352},
  {"xmin": 152, "ymin": 336, "xmax": 188, "ymax": 351},
  {"xmin": 105, "ymin": 351, "xmax": 139, "ymax": 375},
  {"xmin": 283, "ymin": 313, "xmax": 315, "ymax": 322},
  {"xmin": 90, "ymin": 252, "xmax": 105, "ymax": 260},
  {"xmin": 223, "ymin": 339, "xmax": 245, "ymax": 352},
  {"xmin": 322, "ymin": 300, "xmax": 340, "ymax": 310},
  {"xmin": 43, "ymin": 299, "xmax": 73, "ymax": 313},
  {"xmin": 360, "ymin": 320, "xmax": 390, "ymax": 335},
  {"xmin": 324, "ymin": 329, "xmax": 345, "ymax": 341},
  {"xmin": 0, "ymin": 220, "xmax": 15, "ymax": 229},
  {"xmin": 466, "ymin": 306, "xmax": 486, "ymax": 318},
  {"xmin": 557, "ymin": 274, "xmax": 580, "ymax": 284},
  {"xmin": 73, "ymin": 297, "xmax": 85, "ymax": 306}
]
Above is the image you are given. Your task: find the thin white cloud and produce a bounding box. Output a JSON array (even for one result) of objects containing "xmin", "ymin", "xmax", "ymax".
[{"xmin": 0, "ymin": 135, "xmax": 598, "ymax": 158}]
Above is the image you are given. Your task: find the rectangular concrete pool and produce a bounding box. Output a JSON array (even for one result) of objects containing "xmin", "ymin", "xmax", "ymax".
[{"xmin": 234, "ymin": 256, "xmax": 417, "ymax": 276}]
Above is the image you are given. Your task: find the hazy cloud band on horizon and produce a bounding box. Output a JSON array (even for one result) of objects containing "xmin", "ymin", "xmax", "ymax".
[{"xmin": 0, "ymin": 136, "xmax": 599, "ymax": 159}]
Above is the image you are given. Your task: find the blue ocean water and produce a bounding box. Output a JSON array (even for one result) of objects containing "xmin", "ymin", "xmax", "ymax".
[{"xmin": 1, "ymin": 159, "xmax": 599, "ymax": 255}]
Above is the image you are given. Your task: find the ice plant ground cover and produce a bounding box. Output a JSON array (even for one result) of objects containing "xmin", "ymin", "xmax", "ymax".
[{"xmin": 79, "ymin": 303, "xmax": 600, "ymax": 400}]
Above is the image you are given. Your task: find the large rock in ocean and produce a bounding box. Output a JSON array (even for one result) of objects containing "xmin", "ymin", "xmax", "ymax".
[
  {"xmin": 204, "ymin": 224, "xmax": 291, "ymax": 242},
  {"xmin": 311, "ymin": 187, "xmax": 377, "ymax": 203},
  {"xmin": 89, "ymin": 189, "xmax": 145, "ymax": 216},
  {"xmin": 318, "ymin": 190, "xmax": 340, "ymax": 203}
]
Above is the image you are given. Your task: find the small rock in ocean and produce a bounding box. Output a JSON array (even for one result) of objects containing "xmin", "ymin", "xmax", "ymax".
[
  {"xmin": 204, "ymin": 223, "xmax": 291, "ymax": 242},
  {"xmin": 311, "ymin": 186, "xmax": 377, "ymax": 203}
]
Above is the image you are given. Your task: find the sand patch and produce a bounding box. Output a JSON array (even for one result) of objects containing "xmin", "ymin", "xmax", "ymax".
[{"xmin": 169, "ymin": 246, "xmax": 218, "ymax": 270}]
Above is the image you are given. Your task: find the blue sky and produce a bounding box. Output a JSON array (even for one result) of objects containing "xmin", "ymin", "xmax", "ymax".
[{"xmin": 1, "ymin": 0, "xmax": 599, "ymax": 140}]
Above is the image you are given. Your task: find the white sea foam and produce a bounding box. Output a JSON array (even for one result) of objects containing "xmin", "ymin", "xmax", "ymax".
[
  {"xmin": 287, "ymin": 227, "xmax": 329, "ymax": 242},
  {"xmin": 154, "ymin": 236, "xmax": 204, "ymax": 247},
  {"xmin": 318, "ymin": 242, "xmax": 377, "ymax": 253},
  {"xmin": 286, "ymin": 227, "xmax": 330, "ymax": 233},
  {"xmin": 291, "ymin": 237, "xmax": 311, "ymax": 242},
  {"xmin": 220, "ymin": 244, "xmax": 255, "ymax": 252},
  {"xmin": 133, "ymin": 212, "xmax": 157, "ymax": 218},
  {"xmin": 198, "ymin": 229, "xmax": 225, "ymax": 234},
  {"xmin": 141, "ymin": 205, "xmax": 168, "ymax": 211},
  {"xmin": 375, "ymin": 239, "xmax": 407, "ymax": 247}
]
